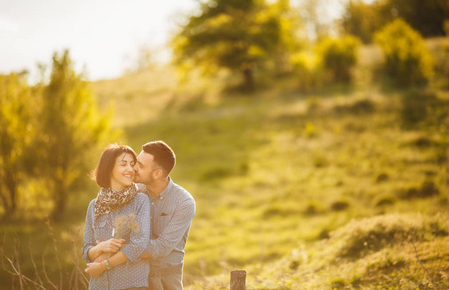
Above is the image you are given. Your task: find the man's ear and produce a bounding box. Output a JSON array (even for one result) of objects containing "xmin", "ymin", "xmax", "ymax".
[{"xmin": 153, "ymin": 168, "xmax": 164, "ymax": 179}]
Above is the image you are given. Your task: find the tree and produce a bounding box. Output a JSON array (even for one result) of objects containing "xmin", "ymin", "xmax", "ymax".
[
  {"xmin": 34, "ymin": 50, "xmax": 112, "ymax": 220},
  {"xmin": 171, "ymin": 0, "xmax": 284, "ymax": 89},
  {"xmin": 0, "ymin": 72, "xmax": 35, "ymax": 219},
  {"xmin": 317, "ymin": 35, "xmax": 360, "ymax": 83},
  {"xmin": 383, "ymin": 0, "xmax": 449, "ymax": 37},
  {"xmin": 340, "ymin": 0, "xmax": 391, "ymax": 43},
  {"xmin": 374, "ymin": 19, "xmax": 433, "ymax": 85},
  {"xmin": 341, "ymin": 0, "xmax": 449, "ymax": 43}
]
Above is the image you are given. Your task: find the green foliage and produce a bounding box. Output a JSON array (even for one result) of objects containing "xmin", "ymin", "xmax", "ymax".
[
  {"xmin": 382, "ymin": 0, "xmax": 449, "ymax": 37},
  {"xmin": 290, "ymin": 52, "xmax": 322, "ymax": 91},
  {"xmin": 432, "ymin": 22, "xmax": 449, "ymax": 88},
  {"xmin": 290, "ymin": 36, "xmax": 360, "ymax": 90},
  {"xmin": 374, "ymin": 19, "xmax": 434, "ymax": 86},
  {"xmin": 341, "ymin": 0, "xmax": 449, "ymax": 42},
  {"xmin": 341, "ymin": 0, "xmax": 391, "ymax": 43},
  {"xmin": 0, "ymin": 72, "xmax": 35, "ymax": 218},
  {"xmin": 333, "ymin": 99, "xmax": 376, "ymax": 115},
  {"xmin": 31, "ymin": 50, "xmax": 113, "ymax": 219},
  {"xmin": 171, "ymin": 0, "xmax": 293, "ymax": 89},
  {"xmin": 398, "ymin": 180, "xmax": 440, "ymax": 199},
  {"xmin": 400, "ymin": 89, "xmax": 449, "ymax": 130},
  {"xmin": 316, "ymin": 36, "xmax": 360, "ymax": 83},
  {"xmin": 330, "ymin": 200, "xmax": 350, "ymax": 212}
]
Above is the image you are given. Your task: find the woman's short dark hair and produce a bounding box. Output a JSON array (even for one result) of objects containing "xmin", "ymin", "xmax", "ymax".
[
  {"xmin": 142, "ymin": 141, "xmax": 176, "ymax": 177},
  {"xmin": 92, "ymin": 144, "xmax": 137, "ymax": 188}
]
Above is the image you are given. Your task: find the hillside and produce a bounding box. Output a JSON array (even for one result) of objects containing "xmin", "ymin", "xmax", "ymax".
[
  {"xmin": 1, "ymin": 40, "xmax": 447, "ymax": 290},
  {"xmin": 90, "ymin": 43, "xmax": 449, "ymax": 288}
]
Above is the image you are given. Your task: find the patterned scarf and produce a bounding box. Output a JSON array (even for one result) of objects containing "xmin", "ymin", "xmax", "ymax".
[{"xmin": 94, "ymin": 183, "xmax": 138, "ymax": 220}]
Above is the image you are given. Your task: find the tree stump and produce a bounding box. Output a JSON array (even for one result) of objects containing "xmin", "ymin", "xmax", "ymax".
[{"xmin": 230, "ymin": 270, "xmax": 246, "ymax": 290}]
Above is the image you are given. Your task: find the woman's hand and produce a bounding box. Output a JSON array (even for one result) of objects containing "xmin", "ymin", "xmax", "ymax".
[
  {"xmin": 94, "ymin": 252, "xmax": 113, "ymax": 263},
  {"xmin": 85, "ymin": 262, "xmax": 106, "ymax": 277},
  {"xmin": 96, "ymin": 238, "xmax": 125, "ymax": 253}
]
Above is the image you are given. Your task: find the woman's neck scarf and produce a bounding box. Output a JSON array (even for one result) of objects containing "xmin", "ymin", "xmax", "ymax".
[{"xmin": 94, "ymin": 183, "xmax": 138, "ymax": 220}]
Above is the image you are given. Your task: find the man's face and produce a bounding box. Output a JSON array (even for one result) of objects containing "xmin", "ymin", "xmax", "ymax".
[{"xmin": 134, "ymin": 151, "xmax": 157, "ymax": 186}]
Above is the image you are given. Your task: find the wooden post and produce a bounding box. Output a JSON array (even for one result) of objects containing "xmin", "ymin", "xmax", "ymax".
[{"xmin": 230, "ymin": 270, "xmax": 246, "ymax": 290}]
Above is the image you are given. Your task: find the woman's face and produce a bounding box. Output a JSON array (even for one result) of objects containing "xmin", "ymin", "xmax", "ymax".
[{"xmin": 110, "ymin": 152, "xmax": 135, "ymax": 191}]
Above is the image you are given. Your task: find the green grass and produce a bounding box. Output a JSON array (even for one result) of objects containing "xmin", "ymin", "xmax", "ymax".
[{"xmin": 1, "ymin": 39, "xmax": 448, "ymax": 289}]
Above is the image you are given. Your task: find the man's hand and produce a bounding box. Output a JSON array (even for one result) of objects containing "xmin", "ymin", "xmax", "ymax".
[{"xmin": 85, "ymin": 262, "xmax": 106, "ymax": 277}]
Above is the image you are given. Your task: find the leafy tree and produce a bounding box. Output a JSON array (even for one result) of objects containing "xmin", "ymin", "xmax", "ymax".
[
  {"xmin": 268, "ymin": 0, "xmax": 305, "ymax": 76},
  {"xmin": 374, "ymin": 19, "xmax": 433, "ymax": 86},
  {"xmin": 340, "ymin": 0, "xmax": 391, "ymax": 43},
  {"xmin": 0, "ymin": 72, "xmax": 35, "ymax": 219},
  {"xmin": 317, "ymin": 36, "xmax": 360, "ymax": 83},
  {"xmin": 171, "ymin": 0, "xmax": 285, "ymax": 89},
  {"xmin": 383, "ymin": 0, "xmax": 449, "ymax": 37},
  {"xmin": 34, "ymin": 50, "xmax": 112, "ymax": 220},
  {"xmin": 341, "ymin": 0, "xmax": 449, "ymax": 43}
]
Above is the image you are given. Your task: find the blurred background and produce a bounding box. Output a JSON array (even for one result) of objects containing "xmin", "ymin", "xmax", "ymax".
[{"xmin": 1, "ymin": 0, "xmax": 448, "ymax": 289}]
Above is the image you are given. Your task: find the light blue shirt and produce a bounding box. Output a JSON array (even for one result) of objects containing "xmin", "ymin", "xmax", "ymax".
[
  {"xmin": 138, "ymin": 179, "xmax": 195, "ymax": 269},
  {"xmin": 83, "ymin": 192, "xmax": 150, "ymax": 290}
]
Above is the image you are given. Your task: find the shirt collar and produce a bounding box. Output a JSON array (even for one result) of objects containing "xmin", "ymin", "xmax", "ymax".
[{"xmin": 153, "ymin": 177, "xmax": 173, "ymax": 200}]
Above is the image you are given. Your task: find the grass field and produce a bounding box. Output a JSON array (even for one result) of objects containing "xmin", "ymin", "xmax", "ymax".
[{"xmin": 1, "ymin": 39, "xmax": 448, "ymax": 289}]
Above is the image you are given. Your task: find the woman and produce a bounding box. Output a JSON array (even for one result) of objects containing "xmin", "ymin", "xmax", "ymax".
[{"xmin": 82, "ymin": 144, "xmax": 150, "ymax": 290}]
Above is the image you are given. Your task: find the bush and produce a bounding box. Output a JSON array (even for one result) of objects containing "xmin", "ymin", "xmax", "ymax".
[
  {"xmin": 398, "ymin": 181, "xmax": 439, "ymax": 199},
  {"xmin": 330, "ymin": 214, "xmax": 449, "ymax": 260},
  {"xmin": 333, "ymin": 99, "xmax": 376, "ymax": 115},
  {"xmin": 316, "ymin": 36, "xmax": 361, "ymax": 83},
  {"xmin": 374, "ymin": 19, "xmax": 433, "ymax": 86},
  {"xmin": 374, "ymin": 195, "xmax": 396, "ymax": 207},
  {"xmin": 330, "ymin": 200, "xmax": 350, "ymax": 211},
  {"xmin": 434, "ymin": 20, "xmax": 449, "ymax": 87},
  {"xmin": 290, "ymin": 52, "xmax": 322, "ymax": 91},
  {"xmin": 400, "ymin": 89, "xmax": 439, "ymax": 128}
]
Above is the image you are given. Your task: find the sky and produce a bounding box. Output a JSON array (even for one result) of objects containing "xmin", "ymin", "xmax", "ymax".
[{"xmin": 0, "ymin": 0, "xmax": 196, "ymax": 80}]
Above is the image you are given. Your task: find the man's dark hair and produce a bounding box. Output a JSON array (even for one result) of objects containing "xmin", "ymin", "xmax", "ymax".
[
  {"xmin": 92, "ymin": 144, "xmax": 137, "ymax": 188},
  {"xmin": 142, "ymin": 140, "xmax": 176, "ymax": 177}
]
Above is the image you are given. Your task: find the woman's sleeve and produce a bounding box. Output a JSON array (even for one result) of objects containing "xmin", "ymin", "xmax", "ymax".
[
  {"xmin": 120, "ymin": 193, "xmax": 150, "ymax": 262},
  {"xmin": 82, "ymin": 200, "xmax": 96, "ymax": 263}
]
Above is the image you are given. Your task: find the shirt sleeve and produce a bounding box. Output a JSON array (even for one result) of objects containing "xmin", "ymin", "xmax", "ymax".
[
  {"xmin": 146, "ymin": 196, "xmax": 195, "ymax": 259},
  {"xmin": 82, "ymin": 199, "xmax": 96, "ymax": 263},
  {"xmin": 120, "ymin": 193, "xmax": 151, "ymax": 262}
]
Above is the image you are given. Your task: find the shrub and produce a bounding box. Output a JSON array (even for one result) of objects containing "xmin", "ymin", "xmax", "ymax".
[
  {"xmin": 316, "ymin": 36, "xmax": 361, "ymax": 83},
  {"xmin": 330, "ymin": 200, "xmax": 350, "ymax": 211},
  {"xmin": 398, "ymin": 180, "xmax": 439, "ymax": 199},
  {"xmin": 433, "ymin": 20, "xmax": 449, "ymax": 87},
  {"xmin": 303, "ymin": 201, "xmax": 325, "ymax": 216},
  {"xmin": 399, "ymin": 89, "xmax": 444, "ymax": 129},
  {"xmin": 374, "ymin": 19, "xmax": 433, "ymax": 86},
  {"xmin": 329, "ymin": 214, "xmax": 447, "ymax": 260},
  {"xmin": 333, "ymin": 99, "xmax": 376, "ymax": 115},
  {"xmin": 374, "ymin": 195, "xmax": 396, "ymax": 207},
  {"xmin": 290, "ymin": 52, "xmax": 322, "ymax": 91},
  {"xmin": 376, "ymin": 173, "xmax": 389, "ymax": 183}
]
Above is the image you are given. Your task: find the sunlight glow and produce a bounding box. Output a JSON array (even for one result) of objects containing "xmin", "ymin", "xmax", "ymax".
[{"xmin": 0, "ymin": 0, "xmax": 196, "ymax": 80}]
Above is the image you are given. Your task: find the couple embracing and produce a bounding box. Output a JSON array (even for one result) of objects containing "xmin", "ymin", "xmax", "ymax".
[{"xmin": 82, "ymin": 141, "xmax": 195, "ymax": 290}]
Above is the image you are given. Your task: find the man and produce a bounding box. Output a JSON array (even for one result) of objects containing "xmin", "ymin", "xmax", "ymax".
[{"xmin": 134, "ymin": 140, "xmax": 196, "ymax": 290}]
